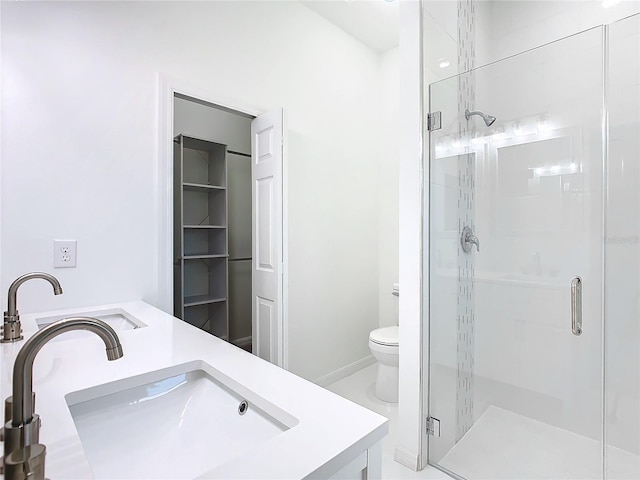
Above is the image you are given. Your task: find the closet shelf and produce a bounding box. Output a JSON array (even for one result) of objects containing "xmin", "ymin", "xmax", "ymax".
[
  {"xmin": 184, "ymin": 295, "xmax": 227, "ymax": 307},
  {"xmin": 183, "ymin": 182, "xmax": 226, "ymax": 192},
  {"xmin": 183, "ymin": 225, "xmax": 227, "ymax": 229},
  {"xmin": 183, "ymin": 254, "xmax": 228, "ymax": 260}
]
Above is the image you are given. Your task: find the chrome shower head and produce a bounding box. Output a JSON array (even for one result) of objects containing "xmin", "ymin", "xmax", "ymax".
[
  {"xmin": 484, "ymin": 114, "xmax": 497, "ymax": 126},
  {"xmin": 465, "ymin": 109, "xmax": 496, "ymax": 127}
]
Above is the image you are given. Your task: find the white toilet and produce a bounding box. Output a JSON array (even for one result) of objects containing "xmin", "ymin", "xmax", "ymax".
[{"xmin": 369, "ymin": 284, "xmax": 399, "ymax": 403}]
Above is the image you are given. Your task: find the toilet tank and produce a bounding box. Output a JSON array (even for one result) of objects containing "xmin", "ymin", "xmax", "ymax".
[{"xmin": 392, "ymin": 283, "xmax": 399, "ymax": 325}]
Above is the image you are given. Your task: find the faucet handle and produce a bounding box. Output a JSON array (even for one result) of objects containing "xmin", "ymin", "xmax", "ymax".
[
  {"xmin": 461, "ymin": 226, "xmax": 480, "ymax": 253},
  {"xmin": 3, "ymin": 416, "xmax": 41, "ymax": 470},
  {"xmin": 1, "ymin": 320, "xmax": 23, "ymax": 343},
  {"xmin": 3, "ymin": 443, "xmax": 46, "ymax": 480}
]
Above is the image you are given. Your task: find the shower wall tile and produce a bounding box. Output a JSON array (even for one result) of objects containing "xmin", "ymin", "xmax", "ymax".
[
  {"xmin": 476, "ymin": 1, "xmax": 640, "ymax": 69},
  {"xmin": 471, "ymin": 25, "xmax": 604, "ymax": 283},
  {"xmin": 432, "ymin": 155, "xmax": 462, "ymax": 189},
  {"xmin": 430, "ymin": 289, "xmax": 460, "ymax": 371},
  {"xmin": 431, "ymin": 185, "xmax": 461, "ymax": 238},
  {"xmin": 455, "ymin": 0, "xmax": 476, "ymax": 443},
  {"xmin": 423, "ymin": 5, "xmax": 457, "ymax": 84}
]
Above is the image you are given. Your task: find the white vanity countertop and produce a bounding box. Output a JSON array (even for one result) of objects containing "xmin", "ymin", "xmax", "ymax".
[{"xmin": 0, "ymin": 301, "xmax": 388, "ymax": 479}]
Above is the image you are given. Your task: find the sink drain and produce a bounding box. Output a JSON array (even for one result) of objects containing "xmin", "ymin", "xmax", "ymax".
[{"xmin": 238, "ymin": 400, "xmax": 249, "ymax": 416}]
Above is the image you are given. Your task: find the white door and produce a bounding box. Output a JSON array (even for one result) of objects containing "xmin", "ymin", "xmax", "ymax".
[{"xmin": 251, "ymin": 109, "xmax": 284, "ymax": 366}]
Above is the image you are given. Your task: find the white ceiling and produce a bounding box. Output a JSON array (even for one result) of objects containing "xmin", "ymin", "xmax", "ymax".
[{"xmin": 300, "ymin": 0, "xmax": 399, "ymax": 54}]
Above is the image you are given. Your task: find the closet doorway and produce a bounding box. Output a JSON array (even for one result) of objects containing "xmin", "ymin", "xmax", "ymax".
[
  {"xmin": 174, "ymin": 94, "xmax": 253, "ymax": 351},
  {"xmin": 163, "ymin": 89, "xmax": 286, "ymax": 367}
]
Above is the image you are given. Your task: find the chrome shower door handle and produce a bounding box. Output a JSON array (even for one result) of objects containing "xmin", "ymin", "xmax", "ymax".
[{"xmin": 571, "ymin": 277, "xmax": 582, "ymax": 336}]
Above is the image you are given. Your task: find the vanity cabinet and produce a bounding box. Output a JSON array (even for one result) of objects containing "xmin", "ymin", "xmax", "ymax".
[{"xmin": 174, "ymin": 135, "xmax": 229, "ymax": 340}]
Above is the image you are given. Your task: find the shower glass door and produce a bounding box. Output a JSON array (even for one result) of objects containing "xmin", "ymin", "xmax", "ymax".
[{"xmin": 428, "ymin": 27, "xmax": 605, "ymax": 479}]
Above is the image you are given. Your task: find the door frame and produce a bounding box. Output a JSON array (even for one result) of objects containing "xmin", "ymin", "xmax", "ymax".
[{"xmin": 157, "ymin": 73, "xmax": 289, "ymax": 369}]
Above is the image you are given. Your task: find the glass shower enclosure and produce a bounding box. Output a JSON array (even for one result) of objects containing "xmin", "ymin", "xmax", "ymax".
[{"xmin": 426, "ymin": 16, "xmax": 639, "ymax": 480}]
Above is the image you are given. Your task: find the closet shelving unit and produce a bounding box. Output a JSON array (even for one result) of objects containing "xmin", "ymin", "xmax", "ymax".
[{"xmin": 174, "ymin": 134, "xmax": 229, "ymax": 340}]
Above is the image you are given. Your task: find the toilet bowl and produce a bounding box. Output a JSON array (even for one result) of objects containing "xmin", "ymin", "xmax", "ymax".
[
  {"xmin": 369, "ymin": 283, "xmax": 399, "ymax": 403},
  {"xmin": 369, "ymin": 326, "xmax": 399, "ymax": 402}
]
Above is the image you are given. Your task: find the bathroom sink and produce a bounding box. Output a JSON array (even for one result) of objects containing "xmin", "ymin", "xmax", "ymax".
[
  {"xmin": 65, "ymin": 361, "xmax": 297, "ymax": 479},
  {"xmin": 36, "ymin": 308, "xmax": 146, "ymax": 340}
]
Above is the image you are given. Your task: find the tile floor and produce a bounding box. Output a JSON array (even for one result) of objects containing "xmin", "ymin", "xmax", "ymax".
[{"xmin": 326, "ymin": 364, "xmax": 450, "ymax": 480}]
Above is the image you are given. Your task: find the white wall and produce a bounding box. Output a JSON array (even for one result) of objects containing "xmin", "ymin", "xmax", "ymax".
[
  {"xmin": 397, "ymin": 0, "xmax": 424, "ymax": 470},
  {"xmin": 377, "ymin": 48, "xmax": 400, "ymax": 328},
  {"xmin": 0, "ymin": 1, "xmax": 383, "ymax": 383}
]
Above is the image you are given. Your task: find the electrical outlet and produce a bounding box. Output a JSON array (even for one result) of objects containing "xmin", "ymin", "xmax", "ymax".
[{"xmin": 53, "ymin": 240, "xmax": 77, "ymax": 268}]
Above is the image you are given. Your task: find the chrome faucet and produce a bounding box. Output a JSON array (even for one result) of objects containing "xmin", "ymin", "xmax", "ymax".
[
  {"xmin": 2, "ymin": 272, "xmax": 63, "ymax": 343},
  {"xmin": 3, "ymin": 317, "xmax": 123, "ymax": 480},
  {"xmin": 461, "ymin": 226, "xmax": 480, "ymax": 253}
]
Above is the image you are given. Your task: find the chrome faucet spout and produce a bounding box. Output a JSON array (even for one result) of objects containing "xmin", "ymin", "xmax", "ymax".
[
  {"xmin": 11, "ymin": 317, "xmax": 123, "ymax": 430},
  {"xmin": 3, "ymin": 272, "xmax": 63, "ymax": 343},
  {"xmin": 4, "ymin": 317, "xmax": 123, "ymax": 479},
  {"xmin": 6, "ymin": 272, "xmax": 63, "ymax": 317}
]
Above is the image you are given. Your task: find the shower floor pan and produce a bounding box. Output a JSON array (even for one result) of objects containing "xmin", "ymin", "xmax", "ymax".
[{"xmin": 439, "ymin": 406, "xmax": 638, "ymax": 479}]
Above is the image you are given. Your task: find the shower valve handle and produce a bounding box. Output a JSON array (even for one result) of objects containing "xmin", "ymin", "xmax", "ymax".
[{"xmin": 461, "ymin": 226, "xmax": 480, "ymax": 253}]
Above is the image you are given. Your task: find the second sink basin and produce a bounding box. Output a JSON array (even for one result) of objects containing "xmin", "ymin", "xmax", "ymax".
[
  {"xmin": 65, "ymin": 361, "xmax": 298, "ymax": 479},
  {"xmin": 36, "ymin": 308, "xmax": 146, "ymax": 340}
]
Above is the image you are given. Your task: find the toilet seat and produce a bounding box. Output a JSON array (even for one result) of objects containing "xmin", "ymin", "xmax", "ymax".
[{"xmin": 369, "ymin": 326, "xmax": 398, "ymax": 346}]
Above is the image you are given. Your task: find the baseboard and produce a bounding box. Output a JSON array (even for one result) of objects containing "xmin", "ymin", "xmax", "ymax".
[
  {"xmin": 394, "ymin": 446, "xmax": 420, "ymax": 471},
  {"xmin": 314, "ymin": 355, "xmax": 376, "ymax": 387}
]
